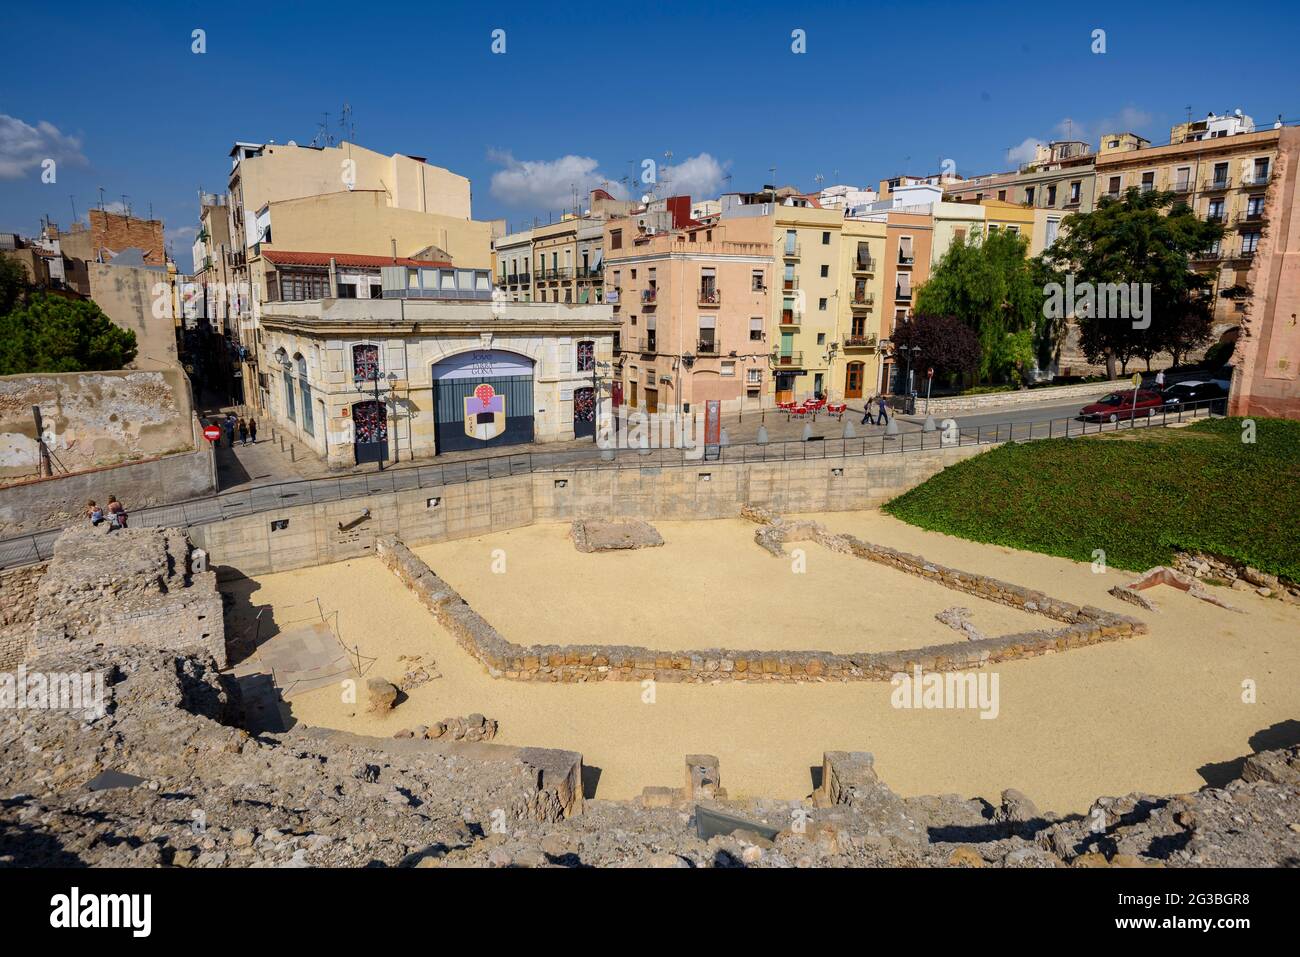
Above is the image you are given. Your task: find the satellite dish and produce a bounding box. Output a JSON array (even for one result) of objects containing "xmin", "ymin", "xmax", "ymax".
[
  {"xmin": 286, "ymin": 139, "xmax": 297, "ymax": 147},
  {"xmin": 641, "ymin": 194, "xmax": 652, "ymax": 204}
]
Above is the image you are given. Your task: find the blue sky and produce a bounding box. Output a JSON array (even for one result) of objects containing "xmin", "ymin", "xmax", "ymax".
[{"xmin": 2, "ymin": 0, "xmax": 1297, "ymax": 263}]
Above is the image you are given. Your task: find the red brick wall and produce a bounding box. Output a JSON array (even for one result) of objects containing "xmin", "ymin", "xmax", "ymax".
[{"xmin": 88, "ymin": 209, "xmax": 165, "ymax": 265}]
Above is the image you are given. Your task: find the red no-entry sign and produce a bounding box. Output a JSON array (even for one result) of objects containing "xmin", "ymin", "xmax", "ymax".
[{"xmin": 203, "ymin": 425, "xmax": 222, "ymax": 442}]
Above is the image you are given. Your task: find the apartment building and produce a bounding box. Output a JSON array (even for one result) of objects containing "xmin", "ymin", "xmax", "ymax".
[
  {"xmin": 981, "ymin": 198, "xmax": 1036, "ymax": 246},
  {"xmin": 929, "ymin": 201, "xmax": 986, "ymax": 265},
  {"xmin": 605, "ymin": 210, "xmax": 773, "ymax": 415},
  {"xmin": 833, "ymin": 217, "xmax": 887, "ymax": 402},
  {"xmin": 769, "ymin": 202, "xmax": 844, "ymax": 403},
  {"xmin": 224, "ymin": 139, "xmax": 491, "ymax": 411},
  {"xmin": 1094, "ymin": 116, "xmax": 1281, "ymax": 332},
  {"xmin": 879, "ymin": 211, "xmax": 934, "ymax": 395},
  {"xmin": 494, "ymin": 229, "xmax": 534, "ymax": 301}
]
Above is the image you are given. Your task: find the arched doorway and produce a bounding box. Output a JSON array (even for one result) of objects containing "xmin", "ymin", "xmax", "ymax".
[
  {"xmin": 845, "ymin": 361, "xmax": 864, "ymax": 399},
  {"xmin": 431, "ymin": 349, "xmax": 535, "ymax": 454}
]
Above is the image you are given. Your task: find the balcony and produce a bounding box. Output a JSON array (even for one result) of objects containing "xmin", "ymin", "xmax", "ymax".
[
  {"xmin": 774, "ymin": 351, "xmax": 804, "ymax": 368},
  {"xmin": 1205, "ymin": 212, "xmax": 1226, "ymax": 224},
  {"xmin": 638, "ymin": 337, "xmax": 658, "ymax": 353},
  {"xmin": 518, "ymin": 272, "xmax": 531, "ymax": 285},
  {"xmin": 1103, "ymin": 189, "xmax": 1121, "ymax": 201},
  {"xmin": 850, "ymin": 293, "xmax": 874, "ymax": 308},
  {"xmin": 698, "ymin": 288, "xmax": 721, "ymax": 306},
  {"xmin": 641, "ymin": 288, "xmax": 658, "ymax": 304},
  {"xmin": 1193, "ymin": 249, "xmax": 1223, "ymax": 262},
  {"xmin": 895, "ymin": 288, "xmax": 912, "ymax": 302},
  {"xmin": 782, "ymin": 243, "xmax": 801, "ymax": 259},
  {"xmin": 1235, "ymin": 209, "xmax": 1267, "ymax": 226},
  {"xmin": 897, "ymin": 253, "xmax": 914, "ymax": 266},
  {"xmin": 1138, "ymin": 182, "xmax": 1155, "ymax": 194},
  {"xmin": 782, "ymin": 276, "xmax": 800, "ymax": 291},
  {"xmin": 1240, "ymin": 172, "xmax": 1272, "ymax": 188},
  {"xmin": 576, "ymin": 265, "xmax": 603, "ymax": 280},
  {"xmin": 1201, "ymin": 177, "xmax": 1232, "ymax": 192},
  {"xmin": 1171, "ymin": 180, "xmax": 1194, "ymax": 195},
  {"xmin": 853, "ymin": 255, "xmax": 876, "ymax": 273},
  {"xmin": 506, "ymin": 273, "xmax": 519, "ymax": 285},
  {"xmin": 696, "ymin": 338, "xmax": 721, "ymax": 355},
  {"xmin": 843, "ymin": 333, "xmax": 877, "ymax": 349},
  {"xmin": 779, "ymin": 310, "xmax": 801, "ymax": 326}
]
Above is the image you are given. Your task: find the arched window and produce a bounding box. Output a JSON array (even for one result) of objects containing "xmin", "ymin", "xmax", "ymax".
[
  {"xmin": 352, "ymin": 343, "xmax": 379, "ymax": 381},
  {"xmin": 295, "ymin": 353, "xmax": 314, "ymax": 436},
  {"xmin": 577, "ymin": 340, "xmax": 595, "ymax": 373}
]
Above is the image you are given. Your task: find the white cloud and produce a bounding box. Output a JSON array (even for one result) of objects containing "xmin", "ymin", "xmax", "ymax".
[
  {"xmin": 1005, "ymin": 137, "xmax": 1042, "ymax": 166},
  {"xmin": 487, "ymin": 150, "xmax": 627, "ymax": 210},
  {"xmin": 0, "ymin": 114, "xmax": 87, "ymax": 180},
  {"xmin": 659, "ymin": 153, "xmax": 729, "ymax": 201}
]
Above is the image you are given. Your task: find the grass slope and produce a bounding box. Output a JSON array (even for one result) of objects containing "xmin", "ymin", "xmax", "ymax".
[{"xmin": 883, "ymin": 417, "xmax": 1300, "ymax": 581}]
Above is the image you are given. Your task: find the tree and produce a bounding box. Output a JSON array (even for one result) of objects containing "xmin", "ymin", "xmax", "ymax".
[
  {"xmin": 913, "ymin": 229, "xmax": 1041, "ymax": 383},
  {"xmin": 890, "ymin": 313, "xmax": 982, "ymax": 387},
  {"xmin": 1039, "ymin": 187, "xmax": 1222, "ymax": 377},
  {"xmin": 0, "ymin": 255, "xmax": 31, "ymax": 316},
  {"xmin": 0, "ymin": 293, "xmax": 138, "ymax": 374}
]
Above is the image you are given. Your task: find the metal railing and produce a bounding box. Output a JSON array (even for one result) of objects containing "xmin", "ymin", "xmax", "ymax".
[{"xmin": 0, "ymin": 400, "xmax": 1224, "ymax": 570}]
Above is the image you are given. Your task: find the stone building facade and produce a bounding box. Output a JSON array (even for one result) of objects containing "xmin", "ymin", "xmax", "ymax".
[{"xmin": 258, "ymin": 297, "xmax": 616, "ymax": 468}]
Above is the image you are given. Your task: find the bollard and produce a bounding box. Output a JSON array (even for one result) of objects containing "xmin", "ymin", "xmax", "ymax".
[
  {"xmin": 289, "ymin": 445, "xmax": 295, "ymax": 462},
  {"xmin": 756, "ymin": 425, "xmax": 769, "ymax": 445},
  {"xmin": 923, "ymin": 415, "xmax": 936, "ymax": 432},
  {"xmin": 801, "ymin": 423, "xmax": 813, "ymax": 441},
  {"xmin": 842, "ymin": 419, "xmax": 856, "ymax": 439},
  {"xmin": 279, "ymin": 436, "xmax": 285, "ymax": 451}
]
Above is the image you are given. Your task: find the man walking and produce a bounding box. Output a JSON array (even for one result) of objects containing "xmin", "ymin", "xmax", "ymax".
[
  {"xmin": 861, "ymin": 395, "xmax": 876, "ymax": 426},
  {"xmin": 876, "ymin": 395, "xmax": 890, "ymax": 427}
]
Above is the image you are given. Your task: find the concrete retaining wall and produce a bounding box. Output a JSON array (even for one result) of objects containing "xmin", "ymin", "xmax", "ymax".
[
  {"xmin": 192, "ymin": 444, "xmax": 989, "ymax": 579},
  {"xmin": 0, "ymin": 439, "xmax": 215, "ymax": 539},
  {"xmin": 922, "ymin": 381, "xmax": 1114, "ymax": 414}
]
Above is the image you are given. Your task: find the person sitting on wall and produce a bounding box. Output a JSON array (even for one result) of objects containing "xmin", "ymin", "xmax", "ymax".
[
  {"xmin": 106, "ymin": 495, "xmax": 128, "ymax": 531},
  {"xmin": 86, "ymin": 500, "xmax": 104, "ymax": 526}
]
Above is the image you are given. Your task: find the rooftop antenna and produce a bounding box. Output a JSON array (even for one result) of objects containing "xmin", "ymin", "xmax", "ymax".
[
  {"xmin": 1185, "ymin": 105, "xmax": 1193, "ymax": 124},
  {"xmin": 120, "ymin": 194, "xmax": 130, "ymax": 217},
  {"xmin": 98, "ymin": 186, "xmax": 105, "ymax": 211},
  {"xmin": 340, "ymin": 102, "xmax": 355, "ymax": 145},
  {"xmin": 69, "ymin": 195, "xmax": 77, "ymax": 223}
]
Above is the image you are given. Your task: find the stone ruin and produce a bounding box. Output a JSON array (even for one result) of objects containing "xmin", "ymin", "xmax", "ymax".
[
  {"xmin": 26, "ymin": 525, "xmax": 225, "ymax": 668},
  {"xmin": 0, "ymin": 522, "xmax": 1296, "ymax": 868},
  {"xmin": 570, "ymin": 519, "xmax": 665, "ymax": 553}
]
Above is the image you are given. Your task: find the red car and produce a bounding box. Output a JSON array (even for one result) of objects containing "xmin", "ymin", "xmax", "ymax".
[{"xmin": 1079, "ymin": 390, "xmax": 1165, "ymax": 423}]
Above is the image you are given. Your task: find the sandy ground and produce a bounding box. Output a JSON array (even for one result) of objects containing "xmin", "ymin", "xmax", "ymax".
[
  {"xmin": 410, "ymin": 519, "xmax": 1047, "ymax": 653},
  {"xmin": 225, "ymin": 511, "xmax": 1300, "ymax": 813}
]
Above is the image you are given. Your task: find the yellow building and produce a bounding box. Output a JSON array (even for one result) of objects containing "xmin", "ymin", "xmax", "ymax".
[
  {"xmin": 930, "ymin": 201, "xmax": 986, "ymax": 265},
  {"xmin": 772, "ymin": 204, "xmax": 843, "ymax": 402},
  {"xmin": 832, "ymin": 217, "xmax": 887, "ymax": 402},
  {"xmin": 980, "ymin": 199, "xmax": 1036, "ymax": 246}
]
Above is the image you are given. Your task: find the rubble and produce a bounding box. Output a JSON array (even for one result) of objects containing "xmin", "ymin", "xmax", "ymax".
[{"xmin": 570, "ymin": 519, "xmax": 665, "ymax": 552}]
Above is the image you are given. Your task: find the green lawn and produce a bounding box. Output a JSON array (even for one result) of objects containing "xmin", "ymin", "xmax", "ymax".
[{"xmin": 882, "ymin": 417, "xmax": 1300, "ymax": 582}]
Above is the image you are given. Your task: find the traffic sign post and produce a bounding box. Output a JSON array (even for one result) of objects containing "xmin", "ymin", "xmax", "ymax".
[
  {"xmin": 925, "ymin": 367, "xmax": 934, "ymax": 415},
  {"xmin": 1130, "ymin": 372, "xmax": 1142, "ymax": 425},
  {"xmin": 203, "ymin": 424, "xmax": 222, "ymax": 443}
]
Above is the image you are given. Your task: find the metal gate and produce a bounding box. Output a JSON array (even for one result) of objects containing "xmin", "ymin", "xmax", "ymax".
[
  {"xmin": 573, "ymin": 386, "xmax": 595, "ymax": 439},
  {"xmin": 352, "ymin": 400, "xmax": 388, "ymax": 464},
  {"xmin": 433, "ymin": 373, "xmax": 534, "ymax": 454}
]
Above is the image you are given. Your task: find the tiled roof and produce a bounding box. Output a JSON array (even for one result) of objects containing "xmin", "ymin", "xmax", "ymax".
[{"xmin": 261, "ymin": 249, "xmax": 452, "ymax": 269}]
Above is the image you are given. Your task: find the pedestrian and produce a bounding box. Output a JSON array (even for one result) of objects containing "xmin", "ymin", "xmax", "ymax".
[
  {"xmin": 248, "ymin": 418, "xmax": 258, "ymax": 444},
  {"xmin": 877, "ymin": 394, "xmax": 890, "ymax": 426},
  {"xmin": 1155, "ymin": 369, "xmax": 1166, "ymax": 390},
  {"xmin": 238, "ymin": 418, "xmax": 249, "ymax": 446},
  {"xmin": 106, "ymin": 495, "xmax": 127, "ymax": 530},
  {"xmin": 86, "ymin": 500, "xmax": 104, "ymax": 526},
  {"xmin": 224, "ymin": 416, "xmax": 236, "ymax": 448},
  {"xmin": 861, "ymin": 395, "xmax": 876, "ymax": 426}
]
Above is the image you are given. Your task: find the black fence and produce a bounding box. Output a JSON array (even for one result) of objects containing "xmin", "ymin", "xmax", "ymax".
[{"xmin": 0, "ymin": 399, "xmax": 1223, "ymax": 570}]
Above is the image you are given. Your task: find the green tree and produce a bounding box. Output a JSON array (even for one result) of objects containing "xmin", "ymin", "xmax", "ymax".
[
  {"xmin": 913, "ymin": 229, "xmax": 1041, "ymax": 383},
  {"xmin": 0, "ymin": 293, "xmax": 138, "ymax": 374},
  {"xmin": 0, "ymin": 255, "xmax": 31, "ymax": 316},
  {"xmin": 1039, "ymin": 187, "xmax": 1222, "ymax": 376}
]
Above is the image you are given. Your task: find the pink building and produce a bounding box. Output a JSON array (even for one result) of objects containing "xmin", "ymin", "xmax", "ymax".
[{"xmin": 606, "ymin": 211, "xmax": 774, "ymax": 416}]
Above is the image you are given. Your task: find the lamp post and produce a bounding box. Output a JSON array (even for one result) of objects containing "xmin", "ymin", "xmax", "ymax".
[{"xmin": 353, "ymin": 368, "xmax": 398, "ymax": 471}]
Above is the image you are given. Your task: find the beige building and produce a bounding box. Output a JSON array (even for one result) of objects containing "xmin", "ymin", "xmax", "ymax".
[
  {"xmin": 1094, "ymin": 122, "xmax": 1281, "ymax": 333},
  {"xmin": 494, "ymin": 229, "xmax": 535, "ymax": 302}
]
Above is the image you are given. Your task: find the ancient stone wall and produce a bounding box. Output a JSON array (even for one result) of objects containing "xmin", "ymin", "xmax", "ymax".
[
  {"xmin": 0, "ymin": 562, "xmax": 46, "ymax": 670},
  {"xmin": 29, "ymin": 525, "xmax": 226, "ymax": 668},
  {"xmin": 375, "ymin": 531, "xmax": 1146, "ymax": 685}
]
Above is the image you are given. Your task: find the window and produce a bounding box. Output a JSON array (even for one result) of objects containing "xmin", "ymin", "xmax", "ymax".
[
  {"xmin": 954, "ymin": 228, "xmax": 966, "ymax": 244},
  {"xmin": 1108, "ymin": 175, "xmax": 1121, "ymax": 196},
  {"xmin": 1208, "ymin": 199, "xmax": 1225, "ymax": 221},
  {"xmin": 280, "ymin": 271, "xmax": 329, "ymax": 301},
  {"xmin": 1024, "ymin": 186, "xmax": 1035, "ymax": 205},
  {"xmin": 997, "ymin": 190, "xmax": 1006, "ymax": 201},
  {"xmin": 1242, "ymin": 231, "xmax": 1261, "ymax": 254},
  {"xmin": 750, "ymin": 317, "xmax": 764, "ymax": 341},
  {"xmin": 721, "ymin": 361, "xmax": 735, "ymax": 377},
  {"xmin": 752, "ymin": 270, "xmax": 765, "ymax": 291},
  {"xmin": 577, "ymin": 340, "xmax": 595, "ymax": 372},
  {"xmin": 784, "ymin": 230, "xmax": 797, "ymax": 255},
  {"xmin": 1007, "ymin": 225, "xmax": 1019, "ymax": 235},
  {"xmin": 337, "ymin": 282, "xmax": 357, "ymax": 299},
  {"xmin": 747, "ymin": 368, "xmax": 761, "ymax": 384},
  {"xmin": 1173, "ymin": 168, "xmax": 1191, "ymax": 192},
  {"xmin": 898, "ymin": 236, "xmax": 914, "ymax": 264},
  {"xmin": 1247, "ymin": 195, "xmax": 1266, "ymax": 218},
  {"xmin": 698, "ymin": 315, "xmax": 716, "ymax": 352},
  {"xmin": 611, "ymin": 229, "xmax": 622, "ymax": 250},
  {"xmin": 352, "ymin": 343, "xmax": 379, "ymax": 380},
  {"xmin": 296, "ymin": 354, "xmax": 314, "ymax": 437},
  {"xmin": 820, "ymin": 264, "xmax": 829, "ymax": 278},
  {"xmin": 816, "ymin": 333, "xmax": 826, "ymax": 345},
  {"xmin": 1043, "ymin": 218, "xmax": 1060, "ymax": 248},
  {"xmin": 821, "ymin": 231, "xmax": 831, "ymax": 244},
  {"xmin": 1070, "ymin": 181, "xmax": 1082, "ymax": 203},
  {"xmin": 896, "ymin": 272, "xmax": 911, "ymax": 300},
  {"xmin": 1140, "ymin": 171, "xmax": 1155, "ymax": 192},
  {"xmin": 1046, "ymin": 184, "xmax": 1057, "ymax": 206},
  {"xmin": 1253, "ymin": 158, "xmax": 1270, "ymax": 183},
  {"xmin": 818, "ymin": 297, "xmax": 827, "ymax": 311},
  {"xmin": 1212, "ymin": 162, "xmax": 1229, "ymax": 187}
]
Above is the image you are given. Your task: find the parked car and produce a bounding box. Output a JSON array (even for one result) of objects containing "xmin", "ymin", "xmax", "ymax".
[
  {"xmin": 1079, "ymin": 390, "xmax": 1166, "ymax": 423},
  {"xmin": 1162, "ymin": 380, "xmax": 1228, "ymax": 413}
]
